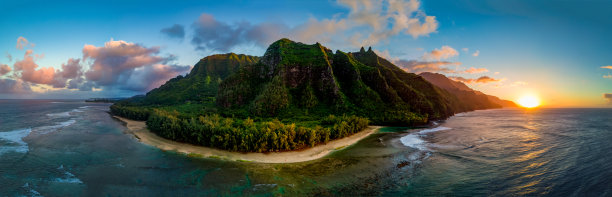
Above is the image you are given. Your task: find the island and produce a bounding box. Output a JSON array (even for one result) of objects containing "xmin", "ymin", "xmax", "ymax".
[{"xmin": 110, "ymin": 38, "xmax": 514, "ymax": 162}]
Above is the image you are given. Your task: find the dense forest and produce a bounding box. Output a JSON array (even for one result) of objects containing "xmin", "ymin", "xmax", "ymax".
[{"xmin": 112, "ymin": 38, "xmax": 510, "ymax": 152}]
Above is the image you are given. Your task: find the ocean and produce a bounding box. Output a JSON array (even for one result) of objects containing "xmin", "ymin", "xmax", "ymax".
[{"xmin": 1, "ymin": 99, "xmax": 611, "ymax": 196}]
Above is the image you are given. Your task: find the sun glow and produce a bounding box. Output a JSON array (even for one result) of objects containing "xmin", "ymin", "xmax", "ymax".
[{"xmin": 517, "ymin": 95, "xmax": 540, "ymax": 108}]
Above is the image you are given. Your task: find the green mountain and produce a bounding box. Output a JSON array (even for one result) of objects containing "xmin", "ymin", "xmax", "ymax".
[
  {"xmin": 131, "ymin": 53, "xmax": 259, "ymax": 105},
  {"xmin": 215, "ymin": 39, "xmax": 469, "ymax": 125},
  {"xmin": 111, "ymin": 38, "xmax": 509, "ymax": 152}
]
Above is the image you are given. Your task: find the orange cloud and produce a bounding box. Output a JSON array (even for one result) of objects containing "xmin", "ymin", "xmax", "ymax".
[
  {"xmin": 602, "ymin": 65, "xmax": 612, "ymax": 69},
  {"xmin": 423, "ymin": 46, "xmax": 458, "ymax": 60},
  {"xmin": 0, "ymin": 64, "xmax": 11, "ymax": 76},
  {"xmin": 13, "ymin": 50, "xmax": 57, "ymax": 85},
  {"xmin": 449, "ymin": 76, "xmax": 501, "ymax": 84},
  {"xmin": 462, "ymin": 67, "xmax": 488, "ymax": 74}
]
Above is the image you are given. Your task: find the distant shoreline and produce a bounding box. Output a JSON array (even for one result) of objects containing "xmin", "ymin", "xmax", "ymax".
[{"xmin": 113, "ymin": 116, "xmax": 381, "ymax": 163}]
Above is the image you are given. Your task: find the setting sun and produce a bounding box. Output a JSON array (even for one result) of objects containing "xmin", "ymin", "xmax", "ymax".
[{"xmin": 518, "ymin": 95, "xmax": 541, "ymax": 108}]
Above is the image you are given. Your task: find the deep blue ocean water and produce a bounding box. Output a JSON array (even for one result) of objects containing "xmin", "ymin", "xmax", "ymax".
[{"xmin": 1, "ymin": 99, "xmax": 611, "ymax": 196}]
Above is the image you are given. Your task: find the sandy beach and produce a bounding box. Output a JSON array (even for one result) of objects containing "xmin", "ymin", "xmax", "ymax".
[{"xmin": 113, "ymin": 116, "xmax": 381, "ymax": 163}]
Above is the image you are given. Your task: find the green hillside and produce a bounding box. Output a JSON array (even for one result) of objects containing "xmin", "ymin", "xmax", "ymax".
[{"xmin": 111, "ymin": 38, "xmax": 500, "ymax": 152}]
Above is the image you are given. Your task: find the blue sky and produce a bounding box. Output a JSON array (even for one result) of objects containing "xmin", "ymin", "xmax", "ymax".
[{"xmin": 1, "ymin": 0, "xmax": 611, "ymax": 107}]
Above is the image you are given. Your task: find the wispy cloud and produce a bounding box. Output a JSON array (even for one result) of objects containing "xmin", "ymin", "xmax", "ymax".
[
  {"xmin": 472, "ymin": 50, "xmax": 480, "ymax": 57},
  {"xmin": 601, "ymin": 65, "xmax": 612, "ymax": 69},
  {"xmin": 449, "ymin": 76, "xmax": 501, "ymax": 84},
  {"xmin": 16, "ymin": 37, "xmax": 34, "ymax": 50},
  {"xmin": 604, "ymin": 74, "xmax": 612, "ymax": 79}
]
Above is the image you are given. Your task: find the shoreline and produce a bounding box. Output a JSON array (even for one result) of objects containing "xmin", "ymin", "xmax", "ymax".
[{"xmin": 113, "ymin": 116, "xmax": 381, "ymax": 163}]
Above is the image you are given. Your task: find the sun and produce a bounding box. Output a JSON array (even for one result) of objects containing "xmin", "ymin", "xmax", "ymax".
[{"xmin": 517, "ymin": 95, "xmax": 540, "ymax": 108}]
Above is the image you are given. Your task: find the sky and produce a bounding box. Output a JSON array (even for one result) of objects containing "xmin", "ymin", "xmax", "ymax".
[{"xmin": 1, "ymin": 0, "xmax": 611, "ymax": 107}]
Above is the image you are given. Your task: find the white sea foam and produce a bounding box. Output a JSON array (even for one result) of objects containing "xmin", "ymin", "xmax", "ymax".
[
  {"xmin": 46, "ymin": 111, "xmax": 71, "ymax": 117},
  {"xmin": 22, "ymin": 182, "xmax": 42, "ymax": 197},
  {"xmin": 34, "ymin": 119, "xmax": 76, "ymax": 135},
  {"xmin": 419, "ymin": 126, "xmax": 451, "ymax": 134},
  {"xmin": 0, "ymin": 128, "xmax": 32, "ymax": 155},
  {"xmin": 54, "ymin": 171, "xmax": 83, "ymax": 184},
  {"xmin": 400, "ymin": 126, "xmax": 452, "ymax": 150},
  {"xmin": 400, "ymin": 134, "xmax": 428, "ymax": 150},
  {"xmin": 47, "ymin": 107, "xmax": 85, "ymax": 118}
]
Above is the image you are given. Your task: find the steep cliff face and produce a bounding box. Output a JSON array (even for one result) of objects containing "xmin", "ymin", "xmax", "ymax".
[
  {"xmin": 216, "ymin": 39, "xmax": 473, "ymax": 125},
  {"xmin": 419, "ymin": 72, "xmax": 516, "ymax": 108}
]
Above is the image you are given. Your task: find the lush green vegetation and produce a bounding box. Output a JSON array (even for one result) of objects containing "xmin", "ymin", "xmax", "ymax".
[
  {"xmin": 112, "ymin": 38, "xmax": 502, "ymax": 153},
  {"xmin": 146, "ymin": 110, "xmax": 368, "ymax": 152}
]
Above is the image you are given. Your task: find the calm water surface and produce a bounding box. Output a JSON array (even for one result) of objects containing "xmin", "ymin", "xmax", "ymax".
[{"xmin": 1, "ymin": 99, "xmax": 611, "ymax": 196}]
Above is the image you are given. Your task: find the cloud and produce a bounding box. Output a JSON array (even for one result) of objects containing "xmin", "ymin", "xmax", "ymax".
[
  {"xmin": 462, "ymin": 67, "xmax": 488, "ymax": 74},
  {"xmin": 472, "ymin": 50, "xmax": 480, "ymax": 57},
  {"xmin": 123, "ymin": 64, "xmax": 192, "ymax": 91},
  {"xmin": 0, "ymin": 79, "xmax": 31, "ymax": 94},
  {"xmin": 449, "ymin": 76, "xmax": 501, "ymax": 84},
  {"xmin": 0, "ymin": 64, "xmax": 11, "ymax": 76},
  {"xmin": 190, "ymin": 0, "xmax": 437, "ymax": 52},
  {"xmin": 83, "ymin": 39, "xmax": 191, "ymax": 92},
  {"xmin": 462, "ymin": 48, "xmax": 469, "ymax": 52},
  {"xmin": 16, "ymin": 37, "xmax": 34, "ymax": 50},
  {"xmin": 511, "ymin": 81, "xmax": 528, "ymax": 86},
  {"xmin": 423, "ymin": 46, "xmax": 458, "ymax": 60},
  {"xmin": 602, "ymin": 65, "xmax": 612, "ymax": 69},
  {"xmin": 396, "ymin": 60, "xmax": 461, "ymax": 73},
  {"xmin": 604, "ymin": 74, "xmax": 612, "ymax": 79},
  {"xmin": 13, "ymin": 50, "xmax": 57, "ymax": 85},
  {"xmin": 605, "ymin": 93, "xmax": 612, "ymax": 104},
  {"xmin": 160, "ymin": 24, "xmax": 185, "ymax": 39}
]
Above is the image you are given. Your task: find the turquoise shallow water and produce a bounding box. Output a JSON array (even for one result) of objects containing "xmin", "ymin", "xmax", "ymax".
[{"xmin": 1, "ymin": 100, "xmax": 611, "ymax": 196}]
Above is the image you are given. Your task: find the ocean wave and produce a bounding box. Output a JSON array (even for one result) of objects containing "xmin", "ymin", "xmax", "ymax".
[
  {"xmin": 54, "ymin": 171, "xmax": 83, "ymax": 184},
  {"xmin": 34, "ymin": 119, "xmax": 76, "ymax": 135},
  {"xmin": 0, "ymin": 128, "xmax": 32, "ymax": 155},
  {"xmin": 22, "ymin": 183, "xmax": 42, "ymax": 197},
  {"xmin": 47, "ymin": 107, "xmax": 85, "ymax": 118},
  {"xmin": 46, "ymin": 111, "xmax": 71, "ymax": 117},
  {"xmin": 400, "ymin": 126, "xmax": 452, "ymax": 150}
]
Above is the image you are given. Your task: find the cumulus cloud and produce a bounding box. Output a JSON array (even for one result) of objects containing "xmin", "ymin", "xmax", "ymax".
[
  {"xmin": 601, "ymin": 65, "xmax": 612, "ymax": 69},
  {"xmin": 0, "ymin": 64, "xmax": 11, "ymax": 76},
  {"xmin": 423, "ymin": 46, "xmax": 459, "ymax": 60},
  {"xmin": 0, "ymin": 79, "xmax": 31, "ymax": 94},
  {"xmin": 13, "ymin": 50, "xmax": 57, "ymax": 85},
  {"xmin": 16, "ymin": 37, "xmax": 34, "ymax": 50},
  {"xmin": 605, "ymin": 93, "xmax": 612, "ymax": 104},
  {"xmin": 472, "ymin": 50, "xmax": 480, "ymax": 57},
  {"xmin": 11, "ymin": 49, "xmax": 84, "ymax": 88},
  {"xmin": 449, "ymin": 76, "xmax": 501, "ymax": 84},
  {"xmin": 160, "ymin": 24, "xmax": 185, "ymax": 39},
  {"xmin": 83, "ymin": 39, "xmax": 191, "ymax": 92},
  {"xmin": 190, "ymin": 0, "xmax": 438, "ymax": 52}
]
